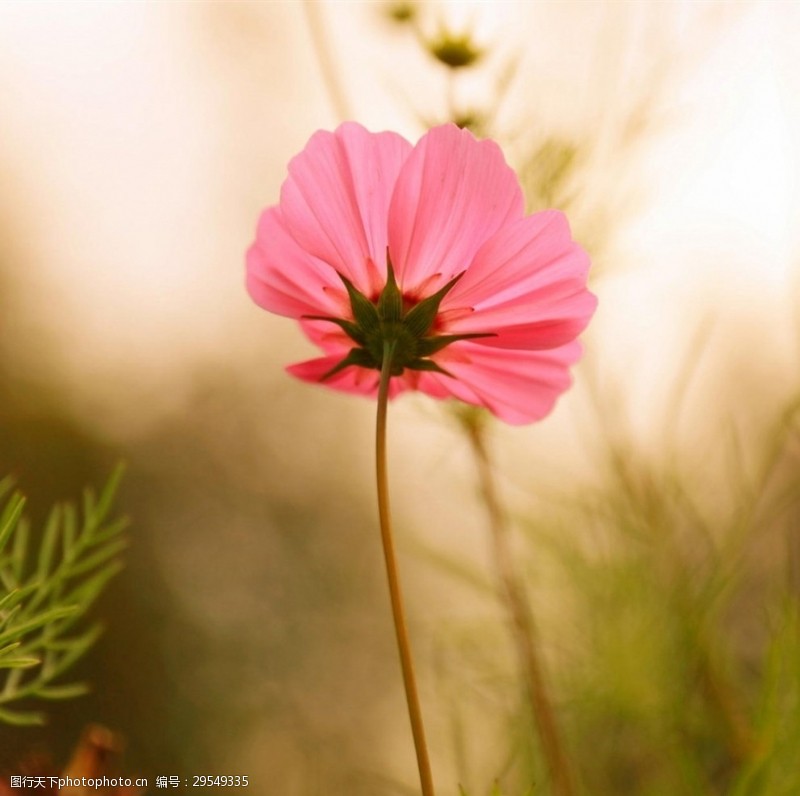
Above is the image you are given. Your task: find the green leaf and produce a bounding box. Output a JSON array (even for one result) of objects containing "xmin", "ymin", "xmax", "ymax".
[
  {"xmin": 36, "ymin": 682, "xmax": 90, "ymax": 700},
  {"xmin": 1, "ymin": 605, "xmax": 79, "ymax": 645},
  {"xmin": 0, "ymin": 656, "xmax": 40, "ymax": 670},
  {"xmin": 85, "ymin": 517, "xmax": 128, "ymax": 547},
  {"xmin": 0, "ymin": 706, "xmax": 45, "ymax": 726},
  {"xmin": 37, "ymin": 505, "xmax": 62, "ymax": 581},
  {"xmin": 64, "ymin": 538, "xmax": 128, "ymax": 579},
  {"xmin": 43, "ymin": 624, "xmax": 104, "ymax": 655},
  {"xmin": 0, "ymin": 641, "xmax": 21, "ymax": 657},
  {"xmin": 0, "ymin": 603, "xmax": 22, "ymax": 633},
  {"xmin": 11, "ymin": 515, "xmax": 29, "ymax": 581},
  {"xmin": 62, "ymin": 502, "xmax": 78, "ymax": 555},
  {"xmin": 59, "ymin": 562, "xmax": 124, "ymax": 628},
  {"xmin": 92, "ymin": 463, "xmax": 126, "ymax": 527},
  {"xmin": 3, "ymin": 581, "xmax": 46, "ymax": 618},
  {"xmin": 42, "ymin": 625, "xmax": 104, "ymax": 680},
  {"xmin": 0, "ymin": 493, "xmax": 25, "ymax": 555},
  {"xmin": 0, "ymin": 467, "xmax": 126, "ymax": 725}
]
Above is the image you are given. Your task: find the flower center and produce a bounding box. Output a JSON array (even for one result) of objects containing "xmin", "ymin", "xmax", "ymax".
[{"xmin": 305, "ymin": 259, "xmax": 493, "ymax": 381}]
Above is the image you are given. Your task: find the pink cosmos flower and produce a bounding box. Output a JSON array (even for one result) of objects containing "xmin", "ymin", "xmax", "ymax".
[{"xmin": 246, "ymin": 123, "xmax": 596, "ymax": 425}]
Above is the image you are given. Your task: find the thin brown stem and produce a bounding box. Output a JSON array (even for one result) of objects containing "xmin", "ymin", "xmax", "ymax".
[
  {"xmin": 464, "ymin": 417, "xmax": 576, "ymax": 796},
  {"xmin": 377, "ymin": 341, "xmax": 436, "ymax": 796}
]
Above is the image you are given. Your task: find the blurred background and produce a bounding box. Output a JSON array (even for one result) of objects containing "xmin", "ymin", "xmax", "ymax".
[{"xmin": 1, "ymin": 1, "xmax": 799, "ymax": 794}]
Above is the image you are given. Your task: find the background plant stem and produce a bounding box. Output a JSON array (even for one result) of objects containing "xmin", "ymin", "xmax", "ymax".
[
  {"xmin": 463, "ymin": 417, "xmax": 577, "ymax": 796},
  {"xmin": 377, "ymin": 341, "xmax": 436, "ymax": 796}
]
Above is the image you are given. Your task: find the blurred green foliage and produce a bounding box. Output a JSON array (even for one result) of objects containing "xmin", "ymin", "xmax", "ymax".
[
  {"xmin": 460, "ymin": 783, "xmax": 536, "ymax": 796},
  {"xmin": 431, "ymin": 386, "xmax": 800, "ymax": 795},
  {"xmin": 0, "ymin": 467, "xmax": 126, "ymax": 726}
]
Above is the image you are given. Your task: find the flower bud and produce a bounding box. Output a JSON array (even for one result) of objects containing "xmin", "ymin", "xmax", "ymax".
[
  {"xmin": 387, "ymin": 1, "xmax": 416, "ymax": 24},
  {"xmin": 427, "ymin": 30, "xmax": 482, "ymax": 69}
]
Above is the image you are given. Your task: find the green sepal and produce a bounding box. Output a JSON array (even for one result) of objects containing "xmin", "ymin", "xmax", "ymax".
[
  {"xmin": 320, "ymin": 348, "xmax": 379, "ymax": 381},
  {"xmin": 337, "ymin": 273, "xmax": 380, "ymax": 336},
  {"xmin": 405, "ymin": 359, "xmax": 454, "ymax": 378},
  {"xmin": 310, "ymin": 267, "xmax": 488, "ymax": 384},
  {"xmin": 302, "ymin": 315, "xmax": 367, "ymax": 347},
  {"xmin": 416, "ymin": 331, "xmax": 496, "ymax": 357},
  {"xmin": 377, "ymin": 257, "xmax": 403, "ymax": 323},
  {"xmin": 404, "ymin": 272, "xmax": 465, "ymax": 337}
]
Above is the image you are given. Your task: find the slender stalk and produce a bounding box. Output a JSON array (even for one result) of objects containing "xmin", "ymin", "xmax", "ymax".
[
  {"xmin": 463, "ymin": 417, "xmax": 576, "ymax": 796},
  {"xmin": 376, "ymin": 341, "xmax": 436, "ymax": 796}
]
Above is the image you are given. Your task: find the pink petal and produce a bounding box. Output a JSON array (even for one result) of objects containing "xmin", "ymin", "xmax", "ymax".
[
  {"xmin": 424, "ymin": 340, "xmax": 584, "ymax": 424},
  {"xmin": 246, "ymin": 207, "xmax": 347, "ymax": 319},
  {"xmin": 287, "ymin": 356, "xmax": 377, "ymax": 395},
  {"xmin": 279, "ymin": 122, "xmax": 412, "ymax": 295},
  {"xmin": 456, "ymin": 283, "xmax": 597, "ymax": 349},
  {"xmin": 388, "ymin": 124, "xmax": 524, "ymax": 294},
  {"xmin": 297, "ymin": 317, "xmax": 354, "ymax": 354},
  {"xmin": 445, "ymin": 211, "xmax": 573, "ymax": 304},
  {"xmin": 442, "ymin": 211, "xmax": 597, "ymax": 349},
  {"xmin": 287, "ymin": 356, "xmax": 408, "ymax": 399}
]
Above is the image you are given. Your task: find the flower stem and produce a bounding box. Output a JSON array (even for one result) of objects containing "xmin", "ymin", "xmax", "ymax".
[
  {"xmin": 376, "ymin": 340, "xmax": 436, "ymax": 796},
  {"xmin": 463, "ymin": 417, "xmax": 576, "ymax": 796}
]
